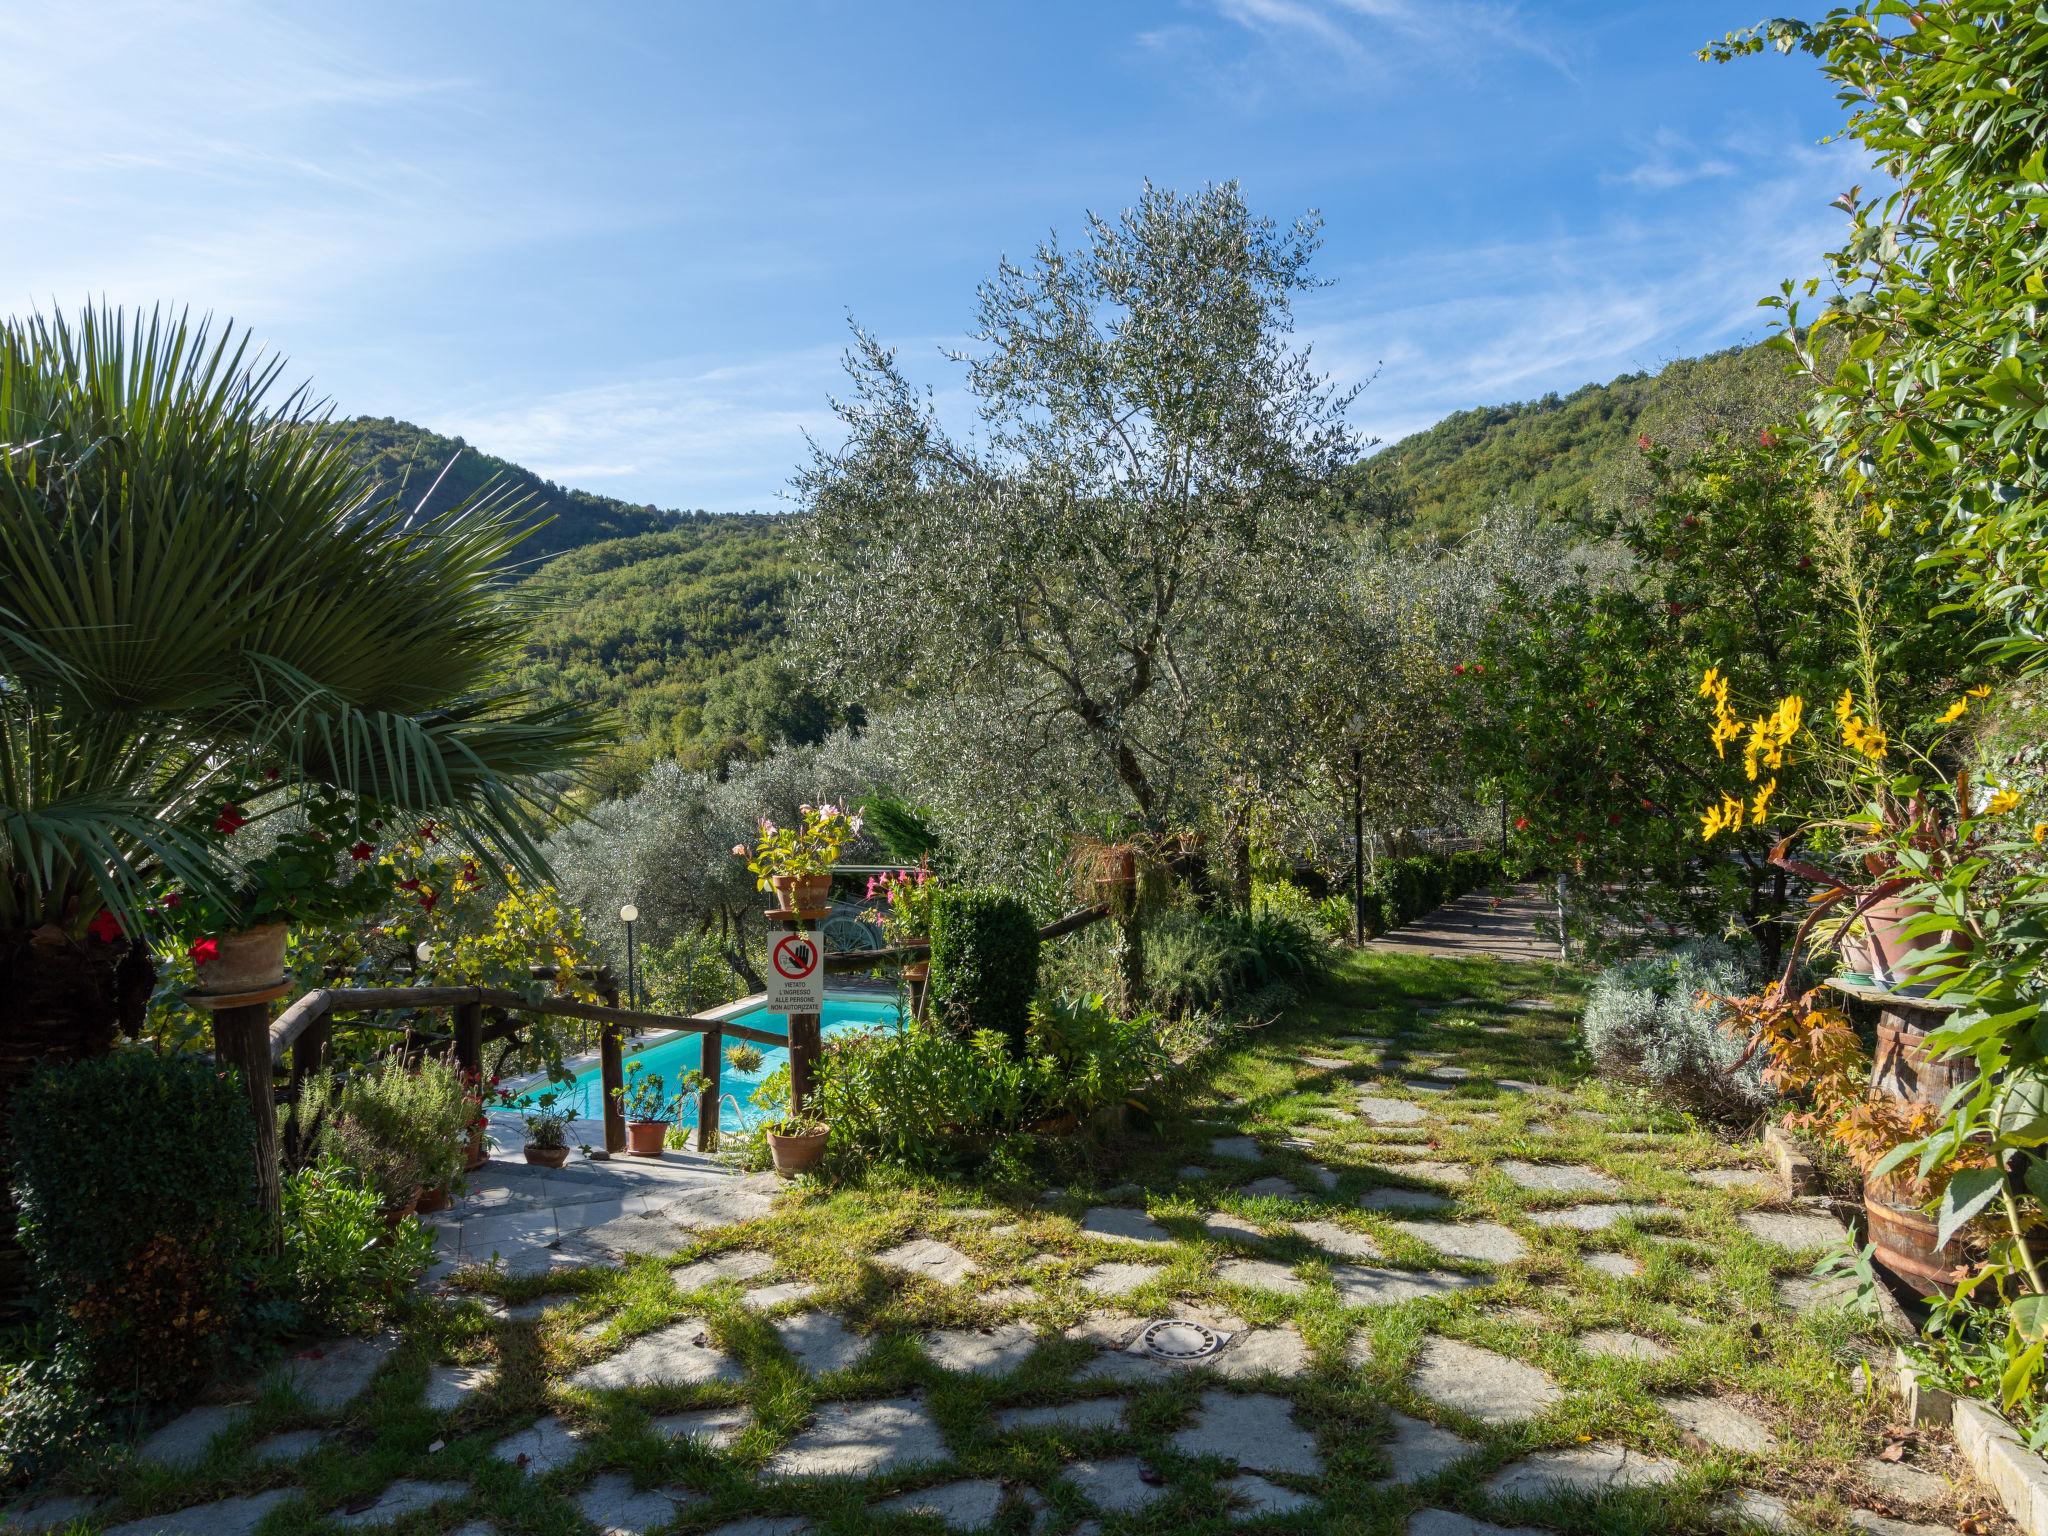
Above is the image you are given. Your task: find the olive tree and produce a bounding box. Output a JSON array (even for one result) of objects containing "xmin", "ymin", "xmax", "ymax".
[{"xmin": 796, "ymin": 182, "xmax": 1358, "ymax": 846}]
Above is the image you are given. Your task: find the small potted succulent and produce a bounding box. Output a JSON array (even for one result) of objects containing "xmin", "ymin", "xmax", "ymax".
[
  {"xmin": 734, "ymin": 803, "xmax": 862, "ymax": 912},
  {"xmin": 513, "ymin": 1090, "xmax": 575, "ymax": 1169}
]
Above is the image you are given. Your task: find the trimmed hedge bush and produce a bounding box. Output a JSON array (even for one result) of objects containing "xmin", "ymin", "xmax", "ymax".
[
  {"xmin": 9, "ymin": 1050, "xmax": 259, "ymax": 1399},
  {"xmin": 927, "ymin": 887, "xmax": 1040, "ymax": 1055},
  {"xmin": 1358, "ymin": 849, "xmax": 1504, "ymax": 936}
]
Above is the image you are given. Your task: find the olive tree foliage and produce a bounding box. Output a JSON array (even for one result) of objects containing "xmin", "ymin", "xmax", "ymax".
[
  {"xmin": 543, "ymin": 729, "xmax": 900, "ymax": 985},
  {"xmin": 795, "ymin": 182, "xmax": 1359, "ymax": 841}
]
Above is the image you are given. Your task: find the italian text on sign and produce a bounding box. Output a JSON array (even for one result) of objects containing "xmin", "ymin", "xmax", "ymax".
[{"xmin": 765, "ymin": 927, "xmax": 825, "ymax": 1012}]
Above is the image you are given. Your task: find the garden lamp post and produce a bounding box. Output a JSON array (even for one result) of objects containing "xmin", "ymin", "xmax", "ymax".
[
  {"xmin": 1347, "ymin": 711, "xmax": 1366, "ymax": 946},
  {"xmin": 620, "ymin": 903, "xmax": 640, "ymax": 1011}
]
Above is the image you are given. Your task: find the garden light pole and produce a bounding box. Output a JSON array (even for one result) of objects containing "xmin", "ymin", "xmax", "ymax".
[
  {"xmin": 620, "ymin": 903, "xmax": 639, "ymax": 1012},
  {"xmin": 1347, "ymin": 712, "xmax": 1366, "ymax": 946}
]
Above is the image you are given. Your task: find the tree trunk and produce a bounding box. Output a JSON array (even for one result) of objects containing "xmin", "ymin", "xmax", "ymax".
[
  {"xmin": 1227, "ymin": 811, "xmax": 1253, "ymax": 915},
  {"xmin": 0, "ymin": 928, "xmax": 144, "ymax": 1302},
  {"xmin": 1115, "ymin": 910, "xmax": 1145, "ymax": 1016}
]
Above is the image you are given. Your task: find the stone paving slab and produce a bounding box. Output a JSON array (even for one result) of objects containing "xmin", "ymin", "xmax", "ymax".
[
  {"xmin": 1693, "ymin": 1168, "xmax": 1778, "ymax": 1194},
  {"xmin": 507, "ymin": 1293, "xmax": 578, "ymax": 1322},
  {"xmin": 1079, "ymin": 1260, "xmax": 1163, "ymax": 1296},
  {"xmin": 767, "ymin": 1397, "xmax": 947, "ymax": 1478},
  {"xmin": 1529, "ymin": 1203, "xmax": 1667, "ymax": 1231},
  {"xmin": 494, "ymin": 1414, "xmax": 589, "ymax": 1475},
  {"xmin": 569, "ymin": 1319, "xmax": 743, "ymax": 1391},
  {"xmin": 1212, "ymin": 1326, "xmax": 1310, "ymax": 1380},
  {"xmin": 1381, "ymin": 1410, "xmax": 1478, "ymax": 1485},
  {"xmin": 424, "ymin": 1363, "xmax": 494, "ymax": 1413},
  {"xmin": 1578, "ymin": 1329, "xmax": 1670, "ymax": 1362},
  {"xmin": 253, "ymin": 1428, "xmax": 331, "ymax": 1463},
  {"xmin": 1292, "ymin": 1219, "xmax": 1381, "ymax": 1259},
  {"xmin": 924, "ymin": 1323, "xmax": 1039, "ymax": 1376},
  {"xmin": 1332, "ymin": 1264, "xmax": 1485, "ymax": 1306},
  {"xmin": 1662, "ymin": 1394, "xmax": 1778, "ymax": 1454},
  {"xmin": 1, "ymin": 1495, "xmax": 100, "ymax": 1534},
  {"xmin": 270, "ymin": 1332, "xmax": 400, "ymax": 1413},
  {"xmin": 1211, "ymin": 1135, "xmax": 1261, "ymax": 1161},
  {"xmin": 1860, "ymin": 1456, "xmax": 1950, "ymax": 1507},
  {"xmin": 101, "ymin": 1490, "xmax": 293, "ymax": 1536},
  {"xmin": 335, "ymin": 1480, "xmax": 466, "ymax": 1528},
  {"xmin": 654, "ymin": 1404, "xmax": 752, "ymax": 1446},
  {"xmin": 1361, "ymin": 1186, "xmax": 1453, "ymax": 1212},
  {"xmin": 1717, "ymin": 1489, "xmax": 1796, "ymax": 1531},
  {"xmin": 1215, "ymin": 1258, "xmax": 1306, "ymax": 1295},
  {"xmin": 1486, "ymin": 1442, "xmax": 1682, "ymax": 1499},
  {"xmin": 1411, "ymin": 1338, "xmax": 1561, "ymax": 1425},
  {"xmin": 778, "ymin": 1311, "xmax": 868, "ymax": 1374},
  {"xmin": 1065, "ymin": 1457, "xmax": 1169, "ymax": 1514},
  {"xmin": 876, "ymin": 1237, "xmax": 981, "ymax": 1285},
  {"xmin": 742, "ymin": 1280, "xmax": 818, "ymax": 1311},
  {"xmin": 1498, "ymin": 1161, "xmax": 1623, "ymax": 1197},
  {"xmin": 872, "ymin": 1480, "xmax": 1005, "ymax": 1528},
  {"xmin": 1409, "ymin": 1512, "xmax": 1547, "ymax": 1536},
  {"xmin": 1848, "ymin": 1513, "xmax": 1965, "ymax": 1536},
  {"xmin": 1583, "ymin": 1252, "xmax": 1644, "ymax": 1280},
  {"xmin": 673, "ymin": 1249, "xmax": 778, "ymax": 1291},
  {"xmin": 565, "ymin": 1208, "xmax": 694, "ymax": 1260},
  {"xmin": 136, "ymin": 1402, "xmax": 247, "ymax": 1467},
  {"xmin": 1239, "ymin": 1176, "xmax": 1299, "ymax": 1199},
  {"xmin": 1224, "ymin": 1475, "xmax": 1315, "ymax": 1515},
  {"xmin": 701, "ymin": 1521, "xmax": 815, "ymax": 1536},
  {"xmin": 1203, "ymin": 1210, "xmax": 1266, "ymax": 1244},
  {"xmin": 996, "ymin": 1397, "xmax": 1127, "ymax": 1432},
  {"xmin": 1080, "ymin": 1207, "xmax": 1171, "ymax": 1246},
  {"xmin": 1740, "ymin": 1209, "xmax": 1852, "ymax": 1251},
  {"xmin": 1171, "ymin": 1390, "xmax": 1321, "ymax": 1475},
  {"xmin": 1300, "ymin": 1054, "xmax": 1354, "ymax": 1071},
  {"xmin": 664, "ymin": 1177, "xmax": 780, "ymax": 1230},
  {"xmin": 574, "ymin": 1472, "xmax": 695, "ymax": 1535},
  {"xmin": 1358, "ymin": 1097, "xmax": 1431, "ymax": 1126},
  {"xmin": 1390, "ymin": 1220, "xmax": 1528, "ymax": 1264}
]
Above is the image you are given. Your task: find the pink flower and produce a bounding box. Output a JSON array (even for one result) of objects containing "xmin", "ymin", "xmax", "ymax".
[{"xmin": 732, "ymin": 843, "xmax": 748, "ymax": 857}]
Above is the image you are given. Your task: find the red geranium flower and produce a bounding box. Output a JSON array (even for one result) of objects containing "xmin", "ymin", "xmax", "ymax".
[
  {"xmin": 162, "ymin": 891, "xmax": 182, "ymax": 909},
  {"xmin": 88, "ymin": 910, "xmax": 122, "ymax": 943},
  {"xmin": 349, "ymin": 841, "xmax": 375, "ymax": 861},
  {"xmin": 1513, "ymin": 816, "xmax": 1530, "ymax": 832},
  {"xmin": 1452, "ymin": 663, "xmax": 1466, "ymax": 676},
  {"xmin": 1472, "ymin": 663, "xmax": 1485, "ymax": 675},
  {"xmin": 1637, "ymin": 433, "xmax": 1653, "ymax": 451},
  {"xmin": 1759, "ymin": 428, "xmax": 1779, "ymax": 448},
  {"xmin": 213, "ymin": 803, "xmax": 247, "ymax": 835},
  {"xmin": 189, "ymin": 937, "xmax": 220, "ymax": 966}
]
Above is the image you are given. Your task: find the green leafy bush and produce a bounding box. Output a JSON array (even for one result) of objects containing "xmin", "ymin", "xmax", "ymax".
[
  {"xmin": 277, "ymin": 1161, "xmax": 435, "ymax": 1334},
  {"xmin": 1357, "ymin": 850, "xmax": 1503, "ymax": 936},
  {"xmin": 644, "ymin": 932, "xmax": 742, "ymax": 1016},
  {"xmin": 1145, "ymin": 907, "xmax": 1328, "ymax": 1017},
  {"xmin": 927, "ymin": 887, "xmax": 1040, "ymax": 1054},
  {"xmin": 298, "ymin": 1053, "xmax": 469, "ymax": 1206},
  {"xmin": 1581, "ymin": 938, "xmax": 1770, "ymax": 1120},
  {"xmin": 8, "ymin": 1051, "xmax": 258, "ymax": 1401}
]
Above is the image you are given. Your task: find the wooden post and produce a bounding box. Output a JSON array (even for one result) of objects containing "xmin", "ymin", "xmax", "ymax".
[
  {"xmin": 789, "ymin": 1007, "xmax": 822, "ymax": 1114},
  {"xmin": 288, "ymin": 1015, "xmax": 328, "ymax": 1102},
  {"xmin": 600, "ymin": 1023, "xmax": 625, "ymax": 1155},
  {"xmin": 697, "ymin": 1026, "xmax": 721, "ymax": 1152},
  {"xmin": 453, "ymin": 999, "xmax": 482, "ymax": 1077},
  {"xmin": 211, "ymin": 999, "xmax": 282, "ymax": 1232}
]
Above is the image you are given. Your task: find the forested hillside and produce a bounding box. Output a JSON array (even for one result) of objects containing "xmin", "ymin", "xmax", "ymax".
[
  {"xmin": 1340, "ymin": 341, "xmax": 1793, "ymax": 541},
  {"xmin": 335, "ymin": 417, "xmax": 681, "ymax": 564}
]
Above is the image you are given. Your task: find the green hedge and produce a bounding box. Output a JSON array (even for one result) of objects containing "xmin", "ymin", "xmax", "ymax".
[
  {"xmin": 927, "ymin": 887, "xmax": 1040, "ymax": 1056},
  {"xmin": 1358, "ymin": 849, "xmax": 1504, "ymax": 937},
  {"xmin": 9, "ymin": 1050, "xmax": 259, "ymax": 1399}
]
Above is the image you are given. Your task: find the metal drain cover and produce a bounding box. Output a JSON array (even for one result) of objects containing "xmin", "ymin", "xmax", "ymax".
[{"xmin": 1138, "ymin": 1319, "xmax": 1227, "ymax": 1361}]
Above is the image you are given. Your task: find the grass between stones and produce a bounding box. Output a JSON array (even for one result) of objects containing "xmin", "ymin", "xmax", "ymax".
[{"xmin": 42, "ymin": 947, "xmax": 2007, "ymax": 1536}]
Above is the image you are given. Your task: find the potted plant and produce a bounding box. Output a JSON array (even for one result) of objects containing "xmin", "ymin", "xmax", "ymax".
[
  {"xmin": 512, "ymin": 1090, "xmax": 575, "ymax": 1169},
  {"xmin": 734, "ymin": 803, "xmax": 862, "ymax": 912},
  {"xmin": 765, "ymin": 1107, "xmax": 831, "ymax": 1176},
  {"xmin": 866, "ymin": 861, "xmax": 938, "ymax": 978},
  {"xmin": 613, "ymin": 1059, "xmax": 690, "ymax": 1156},
  {"xmin": 153, "ymin": 786, "xmax": 393, "ymax": 995},
  {"xmin": 726, "ymin": 1042, "xmax": 766, "ymax": 1077}
]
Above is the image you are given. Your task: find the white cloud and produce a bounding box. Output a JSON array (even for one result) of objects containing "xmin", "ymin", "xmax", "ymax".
[
  {"xmin": 1195, "ymin": 0, "xmax": 1574, "ymax": 84},
  {"xmin": 1605, "ymin": 128, "xmax": 1738, "ymax": 192}
]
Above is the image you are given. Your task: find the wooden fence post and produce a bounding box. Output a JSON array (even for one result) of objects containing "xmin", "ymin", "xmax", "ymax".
[
  {"xmin": 600, "ymin": 1023, "xmax": 625, "ymax": 1154},
  {"xmin": 697, "ymin": 1026, "xmax": 721, "ymax": 1153},
  {"xmin": 211, "ymin": 999, "xmax": 282, "ymax": 1233},
  {"xmin": 289, "ymin": 1015, "xmax": 328, "ymax": 1101},
  {"xmin": 453, "ymin": 999, "xmax": 482, "ymax": 1077}
]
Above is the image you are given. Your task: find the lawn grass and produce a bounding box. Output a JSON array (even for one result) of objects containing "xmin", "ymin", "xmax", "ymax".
[{"xmin": 51, "ymin": 945, "xmax": 2007, "ymax": 1536}]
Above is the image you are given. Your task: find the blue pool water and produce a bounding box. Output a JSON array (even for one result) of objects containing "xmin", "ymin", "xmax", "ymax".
[{"xmin": 539, "ymin": 994, "xmax": 902, "ymax": 1133}]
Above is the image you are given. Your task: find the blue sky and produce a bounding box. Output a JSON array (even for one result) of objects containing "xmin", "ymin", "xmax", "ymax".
[{"xmin": 3, "ymin": 1, "xmax": 1857, "ymax": 515}]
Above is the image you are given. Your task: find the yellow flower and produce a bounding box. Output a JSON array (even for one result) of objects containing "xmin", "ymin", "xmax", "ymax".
[
  {"xmin": 1751, "ymin": 778, "xmax": 1777, "ymax": 824},
  {"xmin": 1698, "ymin": 665, "xmax": 1723, "ymax": 700},
  {"xmin": 2034, "ymin": 823, "xmax": 2046, "ymax": 847},
  {"xmin": 1968, "ymin": 684, "xmax": 1992, "ymax": 699},
  {"xmin": 1835, "ymin": 688, "xmax": 1856, "ymax": 723},
  {"xmin": 1700, "ymin": 793, "xmax": 1746, "ymax": 842},
  {"xmin": 1986, "ymin": 787, "xmax": 2021, "ymax": 816},
  {"xmin": 1937, "ymin": 699, "xmax": 1968, "ymax": 725}
]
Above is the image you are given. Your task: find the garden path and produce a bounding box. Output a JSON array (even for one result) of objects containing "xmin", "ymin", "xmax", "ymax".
[
  {"xmin": 1365, "ymin": 881, "xmax": 1560, "ymax": 964},
  {"xmin": 15, "ymin": 946, "xmax": 2010, "ymax": 1536}
]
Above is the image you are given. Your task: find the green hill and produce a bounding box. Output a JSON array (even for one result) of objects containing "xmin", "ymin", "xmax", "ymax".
[
  {"xmin": 335, "ymin": 417, "xmax": 682, "ymax": 566},
  {"xmin": 1341, "ymin": 341, "xmax": 1801, "ymax": 541}
]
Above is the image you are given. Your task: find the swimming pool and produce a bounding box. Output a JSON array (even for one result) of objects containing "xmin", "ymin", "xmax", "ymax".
[{"xmin": 539, "ymin": 993, "xmax": 902, "ymax": 1133}]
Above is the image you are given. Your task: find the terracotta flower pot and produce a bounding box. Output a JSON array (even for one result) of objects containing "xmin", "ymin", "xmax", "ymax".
[
  {"xmin": 1863, "ymin": 894, "xmax": 1973, "ymax": 989},
  {"xmin": 191, "ymin": 921, "xmax": 288, "ymax": 995},
  {"xmin": 626, "ymin": 1120, "xmax": 669, "ymax": 1157},
  {"xmin": 465, "ymin": 1125, "xmax": 489, "ymax": 1172},
  {"xmin": 771, "ymin": 873, "xmax": 832, "ymax": 912},
  {"xmin": 379, "ymin": 1190, "xmax": 420, "ymax": 1230},
  {"xmin": 523, "ymin": 1144, "xmax": 569, "ymax": 1169},
  {"xmin": 767, "ymin": 1124, "xmax": 829, "ymax": 1176},
  {"xmin": 415, "ymin": 1185, "xmax": 451, "ymax": 1215},
  {"xmin": 903, "ymin": 960, "xmax": 930, "ymax": 982}
]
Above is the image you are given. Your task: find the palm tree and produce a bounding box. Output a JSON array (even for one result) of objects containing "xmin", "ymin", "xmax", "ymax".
[{"xmin": 0, "ymin": 306, "xmax": 602, "ymax": 1125}]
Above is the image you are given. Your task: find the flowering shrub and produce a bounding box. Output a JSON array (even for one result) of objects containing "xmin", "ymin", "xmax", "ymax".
[
  {"xmin": 733, "ymin": 802, "xmax": 862, "ymax": 891},
  {"xmin": 865, "ymin": 860, "xmax": 937, "ymax": 943}
]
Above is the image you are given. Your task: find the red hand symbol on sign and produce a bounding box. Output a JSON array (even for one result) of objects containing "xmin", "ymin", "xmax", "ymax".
[{"xmin": 771, "ymin": 933, "xmax": 818, "ymax": 979}]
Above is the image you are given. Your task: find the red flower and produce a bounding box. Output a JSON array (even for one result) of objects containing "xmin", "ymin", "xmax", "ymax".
[
  {"xmin": 1472, "ymin": 663, "xmax": 1485, "ymax": 675},
  {"xmin": 1607, "ymin": 812, "xmax": 1622, "ymax": 827},
  {"xmin": 189, "ymin": 937, "xmax": 220, "ymax": 966},
  {"xmin": 1681, "ymin": 515, "xmax": 1699, "ymax": 530},
  {"xmin": 1452, "ymin": 663, "xmax": 1466, "ymax": 676},
  {"xmin": 397, "ymin": 877, "xmax": 421, "ymax": 891},
  {"xmin": 1664, "ymin": 601, "xmax": 1686, "ymax": 617},
  {"xmin": 162, "ymin": 891, "xmax": 182, "ymax": 909},
  {"xmin": 349, "ymin": 841, "xmax": 375, "ymax": 861},
  {"xmin": 419, "ymin": 891, "xmax": 439, "ymax": 914},
  {"xmin": 1513, "ymin": 816, "xmax": 1530, "ymax": 832},
  {"xmin": 264, "ymin": 766, "xmax": 281, "ymax": 781},
  {"xmin": 1639, "ymin": 798, "xmax": 1653, "ymax": 811},
  {"xmin": 1637, "ymin": 433, "xmax": 1653, "ymax": 451},
  {"xmin": 1759, "ymin": 428, "xmax": 1779, "ymax": 448},
  {"xmin": 213, "ymin": 803, "xmax": 247, "ymax": 835},
  {"xmin": 87, "ymin": 910, "xmax": 123, "ymax": 943},
  {"xmin": 417, "ymin": 819, "xmax": 439, "ymax": 842}
]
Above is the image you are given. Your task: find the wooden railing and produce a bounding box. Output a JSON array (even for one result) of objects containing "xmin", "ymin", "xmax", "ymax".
[{"xmin": 211, "ymin": 901, "xmax": 1113, "ymax": 1222}]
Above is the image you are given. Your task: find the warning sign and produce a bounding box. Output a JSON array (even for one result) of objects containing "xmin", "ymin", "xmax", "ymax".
[{"xmin": 765, "ymin": 927, "xmax": 825, "ymax": 1012}]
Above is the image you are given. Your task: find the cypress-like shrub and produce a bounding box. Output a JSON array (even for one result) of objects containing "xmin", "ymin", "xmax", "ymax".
[
  {"xmin": 9, "ymin": 1050, "xmax": 258, "ymax": 1398},
  {"xmin": 927, "ymin": 887, "xmax": 1040, "ymax": 1056}
]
